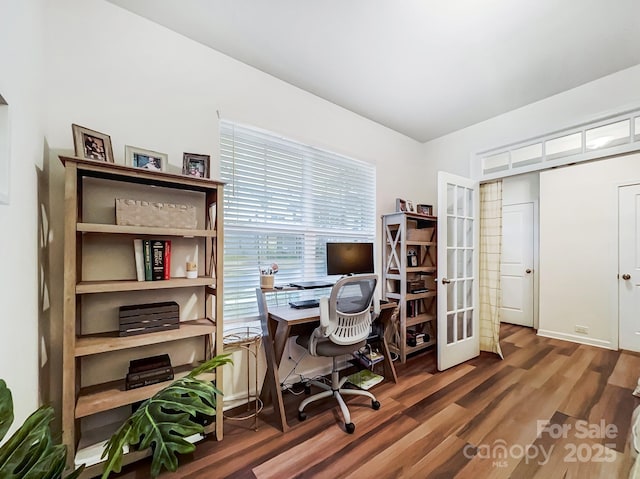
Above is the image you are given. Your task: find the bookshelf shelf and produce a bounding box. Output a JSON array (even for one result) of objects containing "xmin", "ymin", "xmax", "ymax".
[
  {"xmin": 75, "ymin": 366, "xmax": 216, "ymax": 418},
  {"xmin": 77, "ymin": 222, "xmax": 217, "ymax": 238},
  {"xmin": 60, "ymin": 156, "xmax": 224, "ymax": 469},
  {"xmin": 75, "ymin": 318, "xmax": 215, "ymax": 357},
  {"xmin": 76, "ymin": 277, "xmax": 216, "ymax": 294}
]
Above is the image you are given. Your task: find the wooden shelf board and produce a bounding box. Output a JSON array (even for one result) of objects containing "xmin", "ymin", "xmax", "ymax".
[
  {"xmin": 75, "ymin": 367, "xmax": 216, "ymax": 418},
  {"xmin": 75, "ymin": 319, "xmax": 215, "ymax": 357},
  {"xmin": 406, "ymin": 339, "xmax": 436, "ymax": 353},
  {"xmin": 77, "ymin": 222, "xmax": 216, "ymax": 237},
  {"xmin": 406, "ymin": 314, "xmax": 436, "ymax": 327},
  {"xmin": 406, "ymin": 266, "xmax": 437, "ymax": 273},
  {"xmin": 60, "ymin": 155, "xmax": 225, "ymax": 191},
  {"xmin": 406, "ymin": 241, "xmax": 436, "ymax": 246},
  {"xmin": 76, "ymin": 277, "xmax": 216, "ymax": 294},
  {"xmin": 406, "ymin": 291, "xmax": 437, "ymax": 300}
]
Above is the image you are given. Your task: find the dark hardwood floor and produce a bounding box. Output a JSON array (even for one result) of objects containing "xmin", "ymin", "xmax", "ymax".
[{"xmin": 112, "ymin": 325, "xmax": 639, "ymax": 478}]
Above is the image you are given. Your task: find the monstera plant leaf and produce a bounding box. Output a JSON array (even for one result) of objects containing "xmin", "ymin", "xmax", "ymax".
[
  {"xmin": 101, "ymin": 354, "xmax": 232, "ymax": 478},
  {"xmin": 0, "ymin": 380, "xmax": 84, "ymax": 479}
]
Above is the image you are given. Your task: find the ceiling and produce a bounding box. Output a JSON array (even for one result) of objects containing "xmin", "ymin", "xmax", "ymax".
[{"xmin": 107, "ymin": 0, "xmax": 640, "ymax": 142}]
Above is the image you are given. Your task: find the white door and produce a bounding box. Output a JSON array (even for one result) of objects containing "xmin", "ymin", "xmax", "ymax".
[
  {"xmin": 619, "ymin": 184, "xmax": 640, "ymax": 351},
  {"xmin": 500, "ymin": 203, "xmax": 534, "ymax": 327},
  {"xmin": 437, "ymin": 172, "xmax": 479, "ymax": 371}
]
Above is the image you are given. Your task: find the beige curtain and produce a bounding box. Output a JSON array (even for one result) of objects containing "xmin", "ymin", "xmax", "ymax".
[{"xmin": 479, "ymin": 181, "xmax": 503, "ymax": 358}]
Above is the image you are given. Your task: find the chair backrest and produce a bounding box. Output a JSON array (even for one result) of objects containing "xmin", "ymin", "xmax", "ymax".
[{"xmin": 322, "ymin": 274, "xmax": 378, "ymax": 346}]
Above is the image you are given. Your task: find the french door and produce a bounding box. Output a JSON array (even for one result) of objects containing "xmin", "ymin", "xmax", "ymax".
[
  {"xmin": 619, "ymin": 183, "xmax": 640, "ymax": 351},
  {"xmin": 437, "ymin": 172, "xmax": 479, "ymax": 371}
]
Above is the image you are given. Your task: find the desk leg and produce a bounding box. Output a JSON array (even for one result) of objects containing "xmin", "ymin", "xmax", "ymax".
[
  {"xmin": 257, "ymin": 288, "xmax": 290, "ymax": 432},
  {"xmin": 381, "ymin": 335, "xmax": 398, "ymax": 383}
]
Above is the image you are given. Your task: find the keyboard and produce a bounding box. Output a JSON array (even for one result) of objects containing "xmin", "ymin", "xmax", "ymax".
[{"xmin": 289, "ymin": 299, "xmax": 320, "ymax": 309}]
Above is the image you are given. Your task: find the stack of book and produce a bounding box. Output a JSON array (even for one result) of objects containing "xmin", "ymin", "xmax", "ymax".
[
  {"xmin": 407, "ymin": 329, "xmax": 428, "ymax": 347},
  {"xmin": 133, "ymin": 239, "xmax": 171, "ymax": 281},
  {"xmin": 125, "ymin": 353, "xmax": 174, "ymax": 390},
  {"xmin": 118, "ymin": 301, "xmax": 180, "ymax": 337}
]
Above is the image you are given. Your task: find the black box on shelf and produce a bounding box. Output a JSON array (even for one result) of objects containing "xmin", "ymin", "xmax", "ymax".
[{"xmin": 118, "ymin": 301, "xmax": 180, "ymax": 337}]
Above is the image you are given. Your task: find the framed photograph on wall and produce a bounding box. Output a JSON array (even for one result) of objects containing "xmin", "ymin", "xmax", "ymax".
[
  {"xmin": 72, "ymin": 124, "xmax": 114, "ymax": 163},
  {"xmin": 125, "ymin": 145, "xmax": 167, "ymax": 171},
  {"xmin": 182, "ymin": 153, "xmax": 210, "ymax": 178}
]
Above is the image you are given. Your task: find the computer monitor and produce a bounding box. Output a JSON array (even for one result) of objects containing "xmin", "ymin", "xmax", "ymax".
[{"xmin": 326, "ymin": 242, "xmax": 374, "ymax": 276}]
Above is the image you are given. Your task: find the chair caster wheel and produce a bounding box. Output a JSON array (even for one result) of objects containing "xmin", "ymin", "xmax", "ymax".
[
  {"xmin": 372, "ymin": 400, "xmax": 381, "ymax": 410},
  {"xmin": 304, "ymin": 385, "xmax": 311, "ymax": 395},
  {"xmin": 298, "ymin": 411, "xmax": 307, "ymax": 421},
  {"xmin": 346, "ymin": 423, "xmax": 356, "ymax": 434}
]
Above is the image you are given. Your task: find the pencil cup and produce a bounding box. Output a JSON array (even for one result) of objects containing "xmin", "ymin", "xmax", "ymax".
[{"xmin": 260, "ymin": 274, "xmax": 275, "ymax": 289}]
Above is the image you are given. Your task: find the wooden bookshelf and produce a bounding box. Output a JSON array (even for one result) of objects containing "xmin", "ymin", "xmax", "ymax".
[{"xmin": 60, "ymin": 156, "xmax": 225, "ymax": 469}]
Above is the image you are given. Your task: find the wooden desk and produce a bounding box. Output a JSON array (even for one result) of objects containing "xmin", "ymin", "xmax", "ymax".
[{"xmin": 256, "ymin": 288, "xmax": 398, "ymax": 432}]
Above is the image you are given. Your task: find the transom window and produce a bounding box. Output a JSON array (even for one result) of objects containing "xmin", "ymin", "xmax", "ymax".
[{"xmin": 220, "ymin": 121, "xmax": 376, "ymax": 324}]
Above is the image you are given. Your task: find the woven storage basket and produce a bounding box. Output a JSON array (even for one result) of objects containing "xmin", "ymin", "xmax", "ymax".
[{"xmin": 115, "ymin": 198, "xmax": 197, "ymax": 229}]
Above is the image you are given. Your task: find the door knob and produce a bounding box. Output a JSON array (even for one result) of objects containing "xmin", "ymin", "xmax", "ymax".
[
  {"xmin": 442, "ymin": 278, "xmax": 451, "ymax": 284},
  {"xmin": 622, "ymin": 274, "xmax": 631, "ymax": 280},
  {"xmin": 525, "ymin": 269, "xmax": 532, "ymax": 274}
]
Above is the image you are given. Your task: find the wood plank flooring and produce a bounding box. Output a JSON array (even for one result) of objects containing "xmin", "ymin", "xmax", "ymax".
[{"xmin": 111, "ymin": 325, "xmax": 640, "ymax": 478}]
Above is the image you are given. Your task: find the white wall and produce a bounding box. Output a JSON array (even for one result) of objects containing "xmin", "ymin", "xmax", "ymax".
[
  {"xmin": 422, "ymin": 64, "xmax": 640, "ymax": 202},
  {"xmin": 43, "ymin": 0, "xmax": 426, "ymax": 409},
  {"xmin": 538, "ymin": 153, "xmax": 640, "ymax": 348},
  {"xmin": 0, "ymin": 0, "xmax": 46, "ymax": 436}
]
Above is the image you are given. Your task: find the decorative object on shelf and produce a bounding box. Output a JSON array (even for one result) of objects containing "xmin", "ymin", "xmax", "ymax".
[
  {"xmin": 407, "ymin": 248, "xmax": 418, "ymax": 267},
  {"xmin": 0, "ymin": 379, "xmax": 84, "ymax": 478},
  {"xmin": 182, "ymin": 152, "xmax": 210, "ymax": 178},
  {"xmin": 396, "ymin": 198, "xmax": 415, "ymax": 213},
  {"xmin": 186, "ymin": 261, "xmax": 198, "ymax": 279},
  {"xmin": 125, "ymin": 354, "xmax": 174, "ymax": 390},
  {"xmin": 125, "ymin": 145, "xmax": 167, "ymax": 171},
  {"xmin": 115, "ymin": 198, "xmax": 197, "ymax": 229},
  {"xmin": 72, "ymin": 124, "xmax": 114, "ymax": 163},
  {"xmin": 118, "ymin": 302, "xmax": 180, "ymax": 337},
  {"xmin": 416, "ymin": 204, "xmax": 433, "ymax": 216},
  {"xmin": 102, "ymin": 354, "xmax": 233, "ymax": 479}
]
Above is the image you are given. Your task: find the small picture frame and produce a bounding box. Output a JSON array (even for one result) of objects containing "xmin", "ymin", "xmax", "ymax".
[
  {"xmin": 72, "ymin": 124, "xmax": 114, "ymax": 163},
  {"xmin": 406, "ymin": 200, "xmax": 415, "ymax": 213},
  {"xmin": 396, "ymin": 198, "xmax": 407, "ymax": 212},
  {"xmin": 125, "ymin": 145, "xmax": 167, "ymax": 172},
  {"xmin": 182, "ymin": 153, "xmax": 210, "ymax": 178},
  {"xmin": 416, "ymin": 204, "xmax": 433, "ymax": 216}
]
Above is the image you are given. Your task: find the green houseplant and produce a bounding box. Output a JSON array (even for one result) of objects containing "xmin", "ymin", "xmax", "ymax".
[
  {"xmin": 0, "ymin": 380, "xmax": 83, "ymax": 478},
  {"xmin": 101, "ymin": 354, "xmax": 232, "ymax": 478}
]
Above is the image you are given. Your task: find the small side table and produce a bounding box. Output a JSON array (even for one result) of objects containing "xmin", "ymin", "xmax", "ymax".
[{"xmin": 223, "ymin": 327, "xmax": 263, "ymax": 431}]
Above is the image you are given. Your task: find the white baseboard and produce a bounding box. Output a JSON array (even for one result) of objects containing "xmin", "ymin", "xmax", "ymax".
[{"xmin": 536, "ymin": 329, "xmax": 615, "ymax": 350}]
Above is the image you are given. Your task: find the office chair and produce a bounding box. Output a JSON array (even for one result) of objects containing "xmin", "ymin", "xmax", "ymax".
[{"xmin": 296, "ymin": 274, "xmax": 380, "ymax": 433}]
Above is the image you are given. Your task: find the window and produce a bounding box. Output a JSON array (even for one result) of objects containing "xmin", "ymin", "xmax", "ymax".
[{"xmin": 220, "ymin": 121, "xmax": 376, "ymax": 324}]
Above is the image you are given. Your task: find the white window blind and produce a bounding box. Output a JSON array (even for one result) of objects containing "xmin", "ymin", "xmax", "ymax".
[{"xmin": 220, "ymin": 121, "xmax": 376, "ymax": 324}]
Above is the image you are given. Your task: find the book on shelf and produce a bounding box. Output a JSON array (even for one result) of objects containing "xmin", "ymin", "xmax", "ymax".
[
  {"xmin": 151, "ymin": 240, "xmax": 165, "ymax": 281},
  {"xmin": 129, "ymin": 353, "xmax": 172, "ymax": 373},
  {"xmin": 163, "ymin": 240, "xmax": 171, "ymax": 280},
  {"xmin": 208, "ymin": 202, "xmax": 217, "ymax": 230},
  {"xmin": 133, "ymin": 239, "xmax": 144, "ymax": 282},
  {"xmin": 143, "ymin": 239, "xmax": 152, "ymax": 281},
  {"xmin": 126, "ymin": 353, "xmax": 174, "ymax": 390}
]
